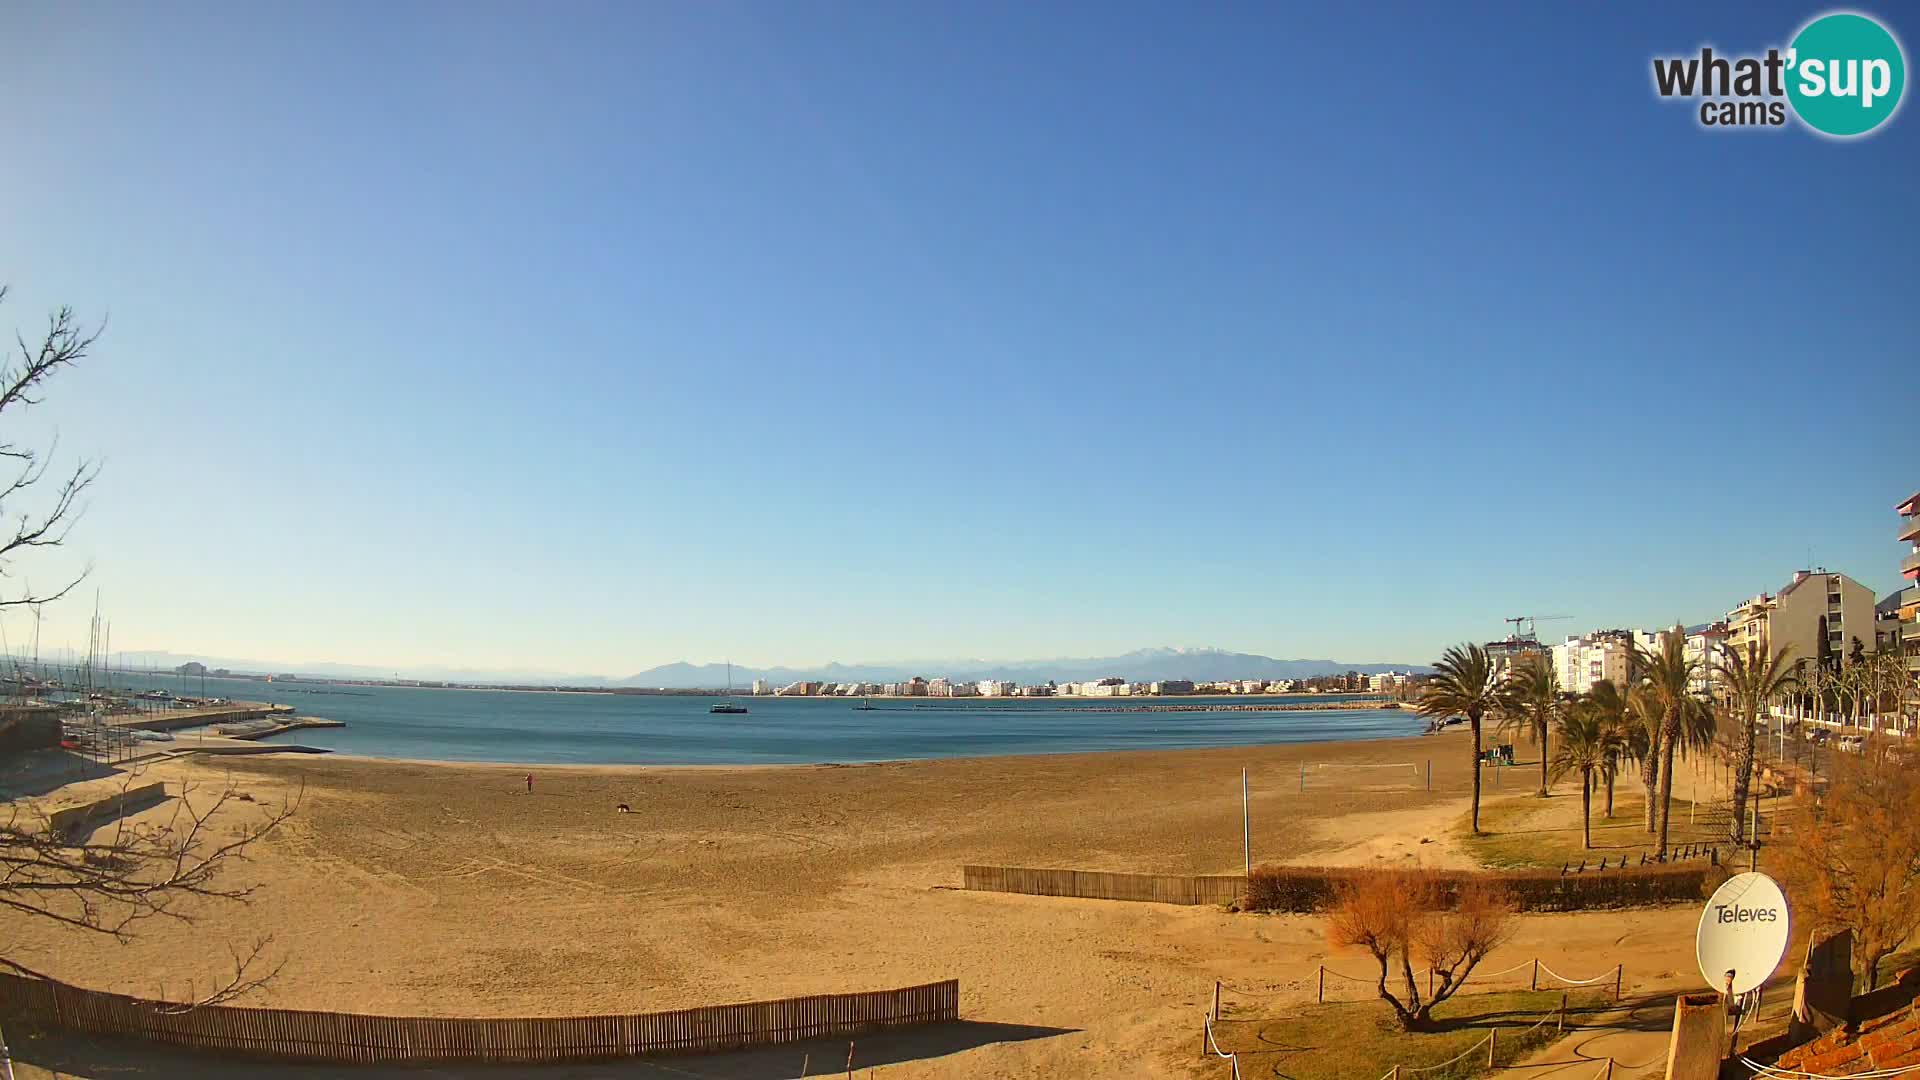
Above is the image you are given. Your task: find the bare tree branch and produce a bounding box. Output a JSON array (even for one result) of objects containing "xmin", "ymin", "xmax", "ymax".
[{"xmin": 0, "ymin": 287, "xmax": 103, "ymax": 607}]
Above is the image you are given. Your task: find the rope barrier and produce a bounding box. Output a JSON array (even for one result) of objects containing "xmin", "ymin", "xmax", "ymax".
[
  {"xmin": 1208, "ymin": 997, "xmax": 1587, "ymax": 1079},
  {"xmin": 1536, "ymin": 963, "xmax": 1621, "ymax": 987},
  {"xmin": 1474, "ymin": 959, "xmax": 1541, "ymax": 980},
  {"xmin": 1403, "ymin": 1030, "xmax": 1494, "ymax": 1073},
  {"xmin": 1202, "ymin": 1013, "xmax": 1245, "ymax": 1080},
  {"xmin": 1216, "ymin": 978, "xmax": 1316, "ymax": 997},
  {"xmin": 1221, "ymin": 960, "xmax": 1617, "ymax": 994}
]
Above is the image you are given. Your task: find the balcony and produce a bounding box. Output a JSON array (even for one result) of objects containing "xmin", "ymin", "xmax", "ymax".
[
  {"xmin": 1905, "ymin": 550, "xmax": 1920, "ymax": 577},
  {"xmin": 1908, "ymin": 620, "xmax": 1920, "ymax": 641},
  {"xmin": 1902, "ymin": 515, "xmax": 1920, "ymax": 543}
]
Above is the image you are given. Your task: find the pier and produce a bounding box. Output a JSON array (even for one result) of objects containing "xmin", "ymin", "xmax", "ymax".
[
  {"xmin": 212, "ymin": 716, "xmax": 345, "ymax": 741},
  {"xmin": 108, "ymin": 701, "xmax": 296, "ymax": 733}
]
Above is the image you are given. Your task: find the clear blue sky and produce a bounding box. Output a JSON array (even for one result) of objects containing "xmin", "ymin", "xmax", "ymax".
[{"xmin": 0, "ymin": 2, "xmax": 1913, "ymax": 677}]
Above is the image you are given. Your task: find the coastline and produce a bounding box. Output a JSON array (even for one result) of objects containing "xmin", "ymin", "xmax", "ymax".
[
  {"xmin": 11, "ymin": 727, "xmax": 1712, "ymax": 1080},
  {"xmin": 313, "ymin": 725, "xmax": 1447, "ymax": 774}
]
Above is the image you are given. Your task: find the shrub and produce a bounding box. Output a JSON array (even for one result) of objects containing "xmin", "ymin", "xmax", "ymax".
[{"xmin": 1247, "ymin": 862, "xmax": 1716, "ymax": 913}]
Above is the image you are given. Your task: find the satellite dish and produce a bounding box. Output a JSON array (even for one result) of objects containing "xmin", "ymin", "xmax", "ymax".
[{"xmin": 1696, "ymin": 872, "xmax": 1790, "ymax": 996}]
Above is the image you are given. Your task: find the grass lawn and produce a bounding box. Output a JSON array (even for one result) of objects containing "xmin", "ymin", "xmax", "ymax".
[
  {"xmin": 1211, "ymin": 989, "xmax": 1609, "ymax": 1080},
  {"xmin": 1458, "ymin": 778, "xmax": 1731, "ymax": 871}
]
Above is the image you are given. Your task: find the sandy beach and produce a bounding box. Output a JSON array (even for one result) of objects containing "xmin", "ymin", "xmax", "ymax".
[{"xmin": 4, "ymin": 733, "xmax": 1715, "ymax": 1078}]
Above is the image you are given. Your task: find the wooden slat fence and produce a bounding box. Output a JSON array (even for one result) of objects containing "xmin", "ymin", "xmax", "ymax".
[
  {"xmin": 963, "ymin": 864, "xmax": 1245, "ymax": 905},
  {"xmin": 0, "ymin": 972, "xmax": 958, "ymax": 1064}
]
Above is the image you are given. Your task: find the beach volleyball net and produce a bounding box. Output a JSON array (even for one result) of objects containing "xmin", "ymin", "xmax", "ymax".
[{"xmin": 1299, "ymin": 761, "xmax": 1425, "ymax": 790}]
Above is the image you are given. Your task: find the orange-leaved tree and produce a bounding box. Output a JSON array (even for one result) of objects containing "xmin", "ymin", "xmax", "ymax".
[{"xmin": 1326, "ymin": 871, "xmax": 1516, "ymax": 1031}]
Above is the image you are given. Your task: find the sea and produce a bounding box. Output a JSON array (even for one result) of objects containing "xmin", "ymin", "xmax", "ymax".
[{"xmin": 101, "ymin": 672, "xmax": 1425, "ymax": 765}]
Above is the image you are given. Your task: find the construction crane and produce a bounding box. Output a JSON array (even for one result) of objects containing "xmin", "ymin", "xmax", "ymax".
[{"xmin": 1503, "ymin": 615, "xmax": 1572, "ymax": 641}]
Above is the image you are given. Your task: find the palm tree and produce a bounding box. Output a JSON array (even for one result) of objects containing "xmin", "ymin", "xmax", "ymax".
[
  {"xmin": 1417, "ymin": 643, "xmax": 1502, "ymax": 835},
  {"xmin": 1627, "ymin": 684, "xmax": 1663, "ymax": 833},
  {"xmin": 1583, "ymin": 679, "xmax": 1634, "ymax": 817},
  {"xmin": 1550, "ymin": 702, "xmax": 1621, "ymax": 849},
  {"xmin": 1498, "ymin": 655, "xmax": 1561, "ymax": 797},
  {"xmin": 1712, "ymin": 642, "xmax": 1798, "ymax": 847},
  {"xmin": 1636, "ymin": 628, "xmax": 1703, "ymax": 857}
]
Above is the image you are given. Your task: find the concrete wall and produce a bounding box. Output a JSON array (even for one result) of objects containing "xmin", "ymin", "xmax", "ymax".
[
  {"xmin": 0, "ymin": 707, "xmax": 62, "ymax": 755},
  {"xmin": 48, "ymin": 782, "xmax": 168, "ymax": 836},
  {"xmin": 1665, "ymin": 993, "xmax": 1726, "ymax": 1080}
]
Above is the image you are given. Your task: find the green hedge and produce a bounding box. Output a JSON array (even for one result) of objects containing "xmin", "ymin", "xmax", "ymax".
[{"xmin": 1244, "ymin": 862, "xmax": 1723, "ymax": 913}]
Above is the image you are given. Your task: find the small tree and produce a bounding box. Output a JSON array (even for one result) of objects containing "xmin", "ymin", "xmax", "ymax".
[
  {"xmin": 1326, "ymin": 871, "xmax": 1516, "ymax": 1031},
  {"xmin": 1778, "ymin": 738, "xmax": 1920, "ymax": 991}
]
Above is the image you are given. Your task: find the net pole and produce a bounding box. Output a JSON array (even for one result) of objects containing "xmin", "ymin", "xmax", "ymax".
[{"xmin": 1242, "ymin": 768, "xmax": 1251, "ymax": 878}]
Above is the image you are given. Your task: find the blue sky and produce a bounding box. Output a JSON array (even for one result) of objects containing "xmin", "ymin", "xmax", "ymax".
[{"xmin": 0, "ymin": 2, "xmax": 1913, "ymax": 676}]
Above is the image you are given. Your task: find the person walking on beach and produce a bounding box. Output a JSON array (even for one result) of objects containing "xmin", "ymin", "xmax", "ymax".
[{"xmin": 525, "ymin": 773, "xmax": 533, "ymax": 794}]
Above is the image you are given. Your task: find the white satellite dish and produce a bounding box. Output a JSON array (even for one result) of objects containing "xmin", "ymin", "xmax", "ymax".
[{"xmin": 1696, "ymin": 872, "xmax": 1790, "ymax": 996}]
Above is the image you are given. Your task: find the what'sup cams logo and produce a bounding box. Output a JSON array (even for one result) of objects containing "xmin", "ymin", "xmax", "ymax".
[{"xmin": 1652, "ymin": 11, "xmax": 1906, "ymax": 137}]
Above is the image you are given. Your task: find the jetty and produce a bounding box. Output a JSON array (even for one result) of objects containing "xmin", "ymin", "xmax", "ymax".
[
  {"xmin": 212, "ymin": 716, "xmax": 344, "ymax": 741},
  {"xmin": 108, "ymin": 701, "xmax": 295, "ymax": 734}
]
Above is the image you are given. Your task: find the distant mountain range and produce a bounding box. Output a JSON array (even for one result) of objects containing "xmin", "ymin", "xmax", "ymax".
[
  {"xmin": 106, "ymin": 646, "xmax": 1427, "ymax": 688},
  {"xmin": 619, "ymin": 647, "xmax": 1429, "ymax": 689}
]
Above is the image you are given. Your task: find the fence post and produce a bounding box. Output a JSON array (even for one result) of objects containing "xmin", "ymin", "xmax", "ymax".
[
  {"xmin": 1488, "ymin": 1027, "xmax": 1497, "ymax": 1068},
  {"xmin": 1317, "ymin": 967, "xmax": 1325, "ymax": 1004},
  {"xmin": 1614, "ymin": 965, "xmax": 1623, "ymax": 1002},
  {"xmin": 1605, "ymin": 1057, "xmax": 1613, "ymax": 1080},
  {"xmin": 1213, "ymin": 981, "xmax": 1221, "ymax": 1021},
  {"xmin": 1559, "ymin": 992, "xmax": 1567, "ymax": 1032},
  {"xmin": 1531, "ymin": 959, "xmax": 1538, "ymax": 991}
]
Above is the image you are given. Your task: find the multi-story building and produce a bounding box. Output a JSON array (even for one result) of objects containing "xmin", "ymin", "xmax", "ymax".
[
  {"xmin": 1899, "ymin": 492, "xmax": 1920, "ymax": 689},
  {"xmin": 1684, "ymin": 622, "xmax": 1729, "ymax": 695},
  {"xmin": 1548, "ymin": 631, "xmax": 1648, "ymax": 695},
  {"xmin": 750, "ymin": 679, "xmax": 770, "ymax": 696},
  {"xmin": 1724, "ymin": 569, "xmax": 1878, "ymax": 671},
  {"xmin": 1486, "ymin": 636, "xmax": 1550, "ymax": 679}
]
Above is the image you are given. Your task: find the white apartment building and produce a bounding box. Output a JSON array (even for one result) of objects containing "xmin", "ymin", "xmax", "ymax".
[
  {"xmin": 976, "ymin": 680, "xmax": 1014, "ymax": 697},
  {"xmin": 750, "ymin": 679, "xmax": 769, "ymax": 696},
  {"xmin": 1725, "ymin": 569, "xmax": 1878, "ymax": 669},
  {"xmin": 1550, "ymin": 634, "xmax": 1633, "ymax": 695}
]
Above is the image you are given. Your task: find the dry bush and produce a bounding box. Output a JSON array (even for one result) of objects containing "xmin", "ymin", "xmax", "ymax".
[
  {"xmin": 1249, "ymin": 862, "xmax": 1716, "ymax": 914},
  {"xmin": 1777, "ymin": 737, "xmax": 1920, "ymax": 990},
  {"xmin": 1326, "ymin": 870, "xmax": 1516, "ymax": 1031}
]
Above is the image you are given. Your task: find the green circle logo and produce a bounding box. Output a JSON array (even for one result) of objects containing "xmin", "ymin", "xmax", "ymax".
[{"xmin": 1787, "ymin": 12, "xmax": 1906, "ymax": 137}]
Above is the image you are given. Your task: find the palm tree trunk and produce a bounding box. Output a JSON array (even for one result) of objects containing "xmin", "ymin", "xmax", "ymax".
[
  {"xmin": 1730, "ymin": 708, "xmax": 1755, "ymax": 847},
  {"xmin": 1604, "ymin": 765, "xmax": 1615, "ymax": 818},
  {"xmin": 1537, "ymin": 719, "xmax": 1548, "ymax": 797},
  {"xmin": 1655, "ymin": 708, "xmax": 1679, "ymax": 857},
  {"xmin": 1469, "ymin": 712, "xmax": 1483, "ymax": 835},
  {"xmin": 1643, "ymin": 741, "xmax": 1660, "ymax": 833},
  {"xmin": 1582, "ymin": 770, "xmax": 1592, "ymax": 848}
]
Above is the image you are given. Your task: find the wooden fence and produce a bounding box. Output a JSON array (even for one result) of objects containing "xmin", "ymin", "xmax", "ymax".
[
  {"xmin": 0, "ymin": 972, "xmax": 958, "ymax": 1064},
  {"xmin": 962, "ymin": 864, "xmax": 1245, "ymax": 905}
]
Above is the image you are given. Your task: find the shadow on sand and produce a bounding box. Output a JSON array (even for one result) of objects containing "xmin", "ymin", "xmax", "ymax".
[
  {"xmin": 6, "ymin": 1019, "xmax": 1077, "ymax": 1078},
  {"xmin": 0, "ymin": 749, "xmax": 123, "ymax": 800}
]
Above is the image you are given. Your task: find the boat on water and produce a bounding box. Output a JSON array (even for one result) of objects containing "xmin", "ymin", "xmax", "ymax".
[
  {"xmin": 853, "ymin": 698, "xmax": 875, "ymax": 711},
  {"xmin": 709, "ymin": 661, "xmax": 748, "ymax": 714}
]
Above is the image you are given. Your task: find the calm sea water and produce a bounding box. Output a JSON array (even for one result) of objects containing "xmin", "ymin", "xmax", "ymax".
[{"xmin": 105, "ymin": 673, "xmax": 1423, "ymax": 765}]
